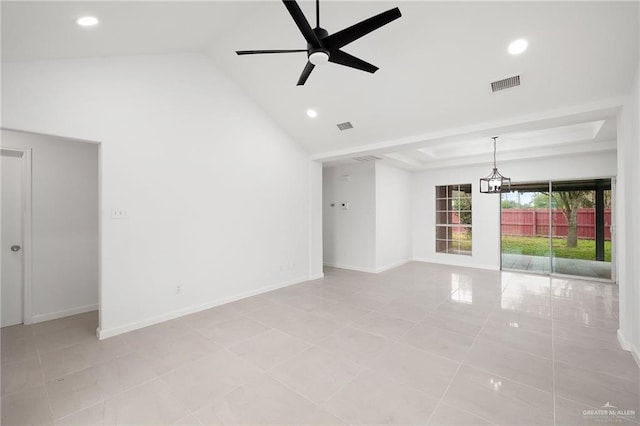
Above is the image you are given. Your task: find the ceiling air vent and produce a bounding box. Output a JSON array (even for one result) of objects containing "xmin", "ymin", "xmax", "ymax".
[
  {"xmin": 491, "ymin": 75, "xmax": 521, "ymax": 92},
  {"xmin": 353, "ymin": 155, "xmax": 382, "ymax": 162},
  {"xmin": 337, "ymin": 121, "xmax": 354, "ymax": 131}
]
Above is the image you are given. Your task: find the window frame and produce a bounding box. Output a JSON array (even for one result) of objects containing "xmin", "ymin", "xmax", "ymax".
[{"xmin": 435, "ymin": 183, "xmax": 472, "ymax": 256}]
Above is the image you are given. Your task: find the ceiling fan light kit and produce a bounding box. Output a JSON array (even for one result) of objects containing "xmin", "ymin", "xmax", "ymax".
[
  {"xmin": 236, "ymin": 0, "xmax": 402, "ymax": 86},
  {"xmin": 309, "ymin": 50, "xmax": 329, "ymax": 65}
]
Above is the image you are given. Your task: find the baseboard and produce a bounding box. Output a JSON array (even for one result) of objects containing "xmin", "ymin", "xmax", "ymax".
[
  {"xmin": 375, "ymin": 259, "xmax": 411, "ymax": 273},
  {"xmin": 97, "ymin": 275, "xmax": 309, "ymax": 340},
  {"xmin": 323, "ymin": 260, "xmax": 411, "ymax": 274},
  {"xmin": 308, "ymin": 273, "xmax": 325, "ymax": 280},
  {"xmin": 323, "ymin": 262, "xmax": 377, "ymax": 274},
  {"xmin": 31, "ymin": 303, "xmax": 98, "ymax": 324},
  {"xmin": 618, "ymin": 329, "xmax": 640, "ymax": 368},
  {"xmin": 413, "ymin": 257, "xmax": 498, "ymax": 271}
]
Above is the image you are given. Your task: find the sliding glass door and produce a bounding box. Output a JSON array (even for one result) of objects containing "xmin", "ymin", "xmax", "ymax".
[
  {"xmin": 501, "ymin": 185, "xmax": 551, "ymax": 274},
  {"xmin": 501, "ymin": 179, "xmax": 612, "ymax": 280}
]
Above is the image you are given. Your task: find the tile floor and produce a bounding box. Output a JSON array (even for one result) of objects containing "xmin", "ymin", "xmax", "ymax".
[{"xmin": 1, "ymin": 262, "xmax": 638, "ymax": 425}]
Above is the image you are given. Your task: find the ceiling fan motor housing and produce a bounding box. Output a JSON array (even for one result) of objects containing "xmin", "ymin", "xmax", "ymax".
[{"xmin": 309, "ymin": 27, "xmax": 330, "ymax": 62}]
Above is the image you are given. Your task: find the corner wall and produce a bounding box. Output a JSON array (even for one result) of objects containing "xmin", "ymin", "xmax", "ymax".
[
  {"xmin": 322, "ymin": 162, "xmax": 376, "ymax": 272},
  {"xmin": 322, "ymin": 161, "xmax": 412, "ymax": 273},
  {"xmin": 2, "ymin": 53, "xmax": 316, "ymax": 338},
  {"xmin": 375, "ymin": 162, "xmax": 412, "ymax": 272},
  {"xmin": 617, "ymin": 44, "xmax": 640, "ymax": 364}
]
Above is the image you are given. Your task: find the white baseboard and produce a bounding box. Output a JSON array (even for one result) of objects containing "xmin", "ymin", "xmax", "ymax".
[
  {"xmin": 323, "ymin": 260, "xmax": 412, "ymax": 274},
  {"xmin": 308, "ymin": 273, "xmax": 325, "ymax": 280},
  {"xmin": 31, "ymin": 303, "xmax": 98, "ymax": 324},
  {"xmin": 323, "ymin": 262, "xmax": 377, "ymax": 274},
  {"xmin": 618, "ymin": 329, "xmax": 640, "ymax": 368},
  {"xmin": 413, "ymin": 257, "xmax": 498, "ymax": 271},
  {"xmin": 97, "ymin": 275, "xmax": 309, "ymax": 340},
  {"xmin": 375, "ymin": 259, "xmax": 411, "ymax": 273}
]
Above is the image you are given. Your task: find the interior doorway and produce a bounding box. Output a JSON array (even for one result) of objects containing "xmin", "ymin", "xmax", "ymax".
[
  {"xmin": 501, "ymin": 178, "xmax": 613, "ymax": 281},
  {"xmin": 1, "ymin": 129, "xmax": 100, "ymax": 329},
  {"xmin": 1, "ymin": 148, "xmax": 32, "ymax": 326}
]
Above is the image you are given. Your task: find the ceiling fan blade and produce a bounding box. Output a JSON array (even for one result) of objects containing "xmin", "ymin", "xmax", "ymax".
[
  {"xmin": 329, "ymin": 50, "xmax": 378, "ymax": 73},
  {"xmin": 324, "ymin": 7, "xmax": 401, "ymax": 49},
  {"xmin": 236, "ymin": 49, "xmax": 307, "ymax": 55},
  {"xmin": 282, "ymin": 0, "xmax": 321, "ymax": 46},
  {"xmin": 297, "ymin": 61, "xmax": 315, "ymax": 86}
]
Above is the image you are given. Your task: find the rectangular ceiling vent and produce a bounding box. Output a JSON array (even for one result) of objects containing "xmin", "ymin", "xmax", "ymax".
[
  {"xmin": 353, "ymin": 155, "xmax": 382, "ymax": 162},
  {"xmin": 337, "ymin": 121, "xmax": 354, "ymax": 131},
  {"xmin": 491, "ymin": 75, "xmax": 521, "ymax": 92}
]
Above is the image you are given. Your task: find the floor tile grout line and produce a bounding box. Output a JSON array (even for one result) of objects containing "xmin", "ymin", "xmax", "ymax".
[
  {"xmin": 50, "ymin": 340, "xmax": 221, "ymax": 422},
  {"xmin": 433, "ymin": 400, "xmax": 499, "ymax": 426},
  {"xmin": 41, "ymin": 343, "xmax": 137, "ymax": 384},
  {"xmin": 424, "ymin": 291, "xmax": 501, "ymax": 426},
  {"xmin": 210, "ymin": 343, "xmax": 352, "ymax": 424},
  {"xmin": 54, "ymin": 368, "xmax": 188, "ymax": 421},
  {"xmin": 263, "ymin": 362, "xmax": 353, "ymax": 425},
  {"xmin": 51, "ymin": 369, "xmax": 161, "ymax": 422},
  {"xmin": 460, "ymin": 360, "xmax": 557, "ymax": 397},
  {"xmin": 464, "ymin": 325, "xmax": 554, "ymax": 362},
  {"xmin": 35, "ymin": 339, "xmax": 55, "ymax": 423},
  {"xmin": 553, "ymin": 357, "xmax": 640, "ymax": 383}
]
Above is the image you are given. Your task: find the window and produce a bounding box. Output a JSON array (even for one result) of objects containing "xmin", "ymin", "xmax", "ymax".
[{"xmin": 436, "ymin": 184, "xmax": 472, "ymax": 255}]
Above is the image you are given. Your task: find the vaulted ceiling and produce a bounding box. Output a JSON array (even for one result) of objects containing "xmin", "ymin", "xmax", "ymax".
[{"xmin": 2, "ymin": 1, "xmax": 638, "ymax": 163}]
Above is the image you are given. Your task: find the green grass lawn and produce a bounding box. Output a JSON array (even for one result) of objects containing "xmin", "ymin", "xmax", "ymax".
[
  {"xmin": 452, "ymin": 232, "xmax": 472, "ymax": 251},
  {"xmin": 501, "ymin": 236, "xmax": 611, "ymax": 262}
]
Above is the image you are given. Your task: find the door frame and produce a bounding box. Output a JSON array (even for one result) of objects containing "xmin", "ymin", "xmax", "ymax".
[
  {"xmin": 499, "ymin": 176, "xmax": 616, "ymax": 283},
  {"xmin": 1, "ymin": 147, "xmax": 33, "ymax": 325}
]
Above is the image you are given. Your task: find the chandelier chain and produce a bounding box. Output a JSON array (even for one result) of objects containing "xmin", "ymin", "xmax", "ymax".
[{"xmin": 492, "ymin": 136, "xmax": 498, "ymax": 169}]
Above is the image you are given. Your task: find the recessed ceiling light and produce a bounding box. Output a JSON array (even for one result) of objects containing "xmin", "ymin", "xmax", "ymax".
[
  {"xmin": 76, "ymin": 16, "xmax": 99, "ymax": 27},
  {"xmin": 306, "ymin": 109, "xmax": 317, "ymax": 118},
  {"xmin": 508, "ymin": 39, "xmax": 528, "ymax": 55}
]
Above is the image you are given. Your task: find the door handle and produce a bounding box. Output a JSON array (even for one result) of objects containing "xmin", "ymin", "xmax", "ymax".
[{"xmin": 10, "ymin": 245, "xmax": 21, "ymax": 252}]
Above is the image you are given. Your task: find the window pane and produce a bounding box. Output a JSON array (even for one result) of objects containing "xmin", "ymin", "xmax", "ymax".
[{"xmin": 435, "ymin": 184, "xmax": 472, "ymax": 256}]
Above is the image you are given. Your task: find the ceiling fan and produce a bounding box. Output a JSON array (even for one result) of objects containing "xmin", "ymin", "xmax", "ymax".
[{"xmin": 236, "ymin": 0, "xmax": 402, "ymax": 86}]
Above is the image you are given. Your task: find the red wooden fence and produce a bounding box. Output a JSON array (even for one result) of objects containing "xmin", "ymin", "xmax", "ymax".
[{"xmin": 500, "ymin": 208, "xmax": 611, "ymax": 240}]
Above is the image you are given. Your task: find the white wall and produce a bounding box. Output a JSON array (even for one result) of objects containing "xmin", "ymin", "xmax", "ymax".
[
  {"xmin": 375, "ymin": 162, "xmax": 411, "ymax": 272},
  {"xmin": 2, "ymin": 53, "xmax": 318, "ymax": 338},
  {"xmin": 308, "ymin": 160, "xmax": 324, "ymax": 280},
  {"xmin": 411, "ymin": 151, "xmax": 617, "ymax": 270},
  {"xmin": 322, "ymin": 162, "xmax": 376, "ymax": 272},
  {"xmin": 1, "ymin": 130, "xmax": 99, "ymax": 322},
  {"xmin": 322, "ymin": 161, "xmax": 412, "ymax": 273},
  {"xmin": 617, "ymin": 45, "xmax": 640, "ymax": 364}
]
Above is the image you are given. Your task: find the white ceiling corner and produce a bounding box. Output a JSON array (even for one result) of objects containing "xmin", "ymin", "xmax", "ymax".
[{"xmin": 2, "ymin": 1, "xmax": 638, "ymax": 166}]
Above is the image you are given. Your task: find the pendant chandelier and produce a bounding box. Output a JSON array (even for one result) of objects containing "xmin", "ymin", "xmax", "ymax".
[{"xmin": 480, "ymin": 136, "xmax": 511, "ymax": 194}]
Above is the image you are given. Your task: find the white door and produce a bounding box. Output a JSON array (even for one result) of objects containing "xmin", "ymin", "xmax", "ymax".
[{"xmin": 1, "ymin": 151, "xmax": 23, "ymax": 327}]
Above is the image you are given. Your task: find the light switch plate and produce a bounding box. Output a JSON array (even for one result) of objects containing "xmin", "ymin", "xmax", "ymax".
[{"xmin": 111, "ymin": 209, "xmax": 129, "ymax": 219}]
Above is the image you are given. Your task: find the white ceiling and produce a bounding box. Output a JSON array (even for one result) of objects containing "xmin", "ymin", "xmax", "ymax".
[
  {"xmin": 2, "ymin": 1, "xmax": 638, "ymax": 162},
  {"xmin": 1, "ymin": 1, "xmax": 266, "ymax": 61},
  {"xmin": 326, "ymin": 118, "xmax": 617, "ymax": 171}
]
